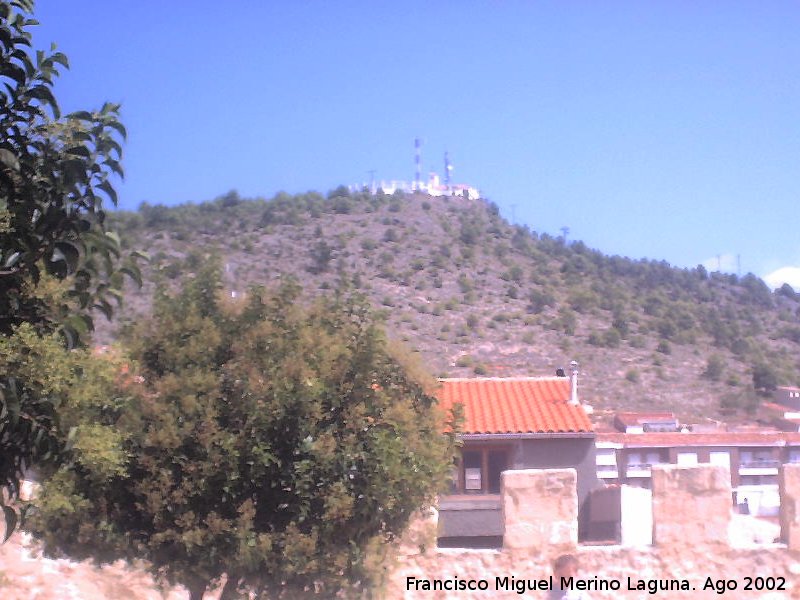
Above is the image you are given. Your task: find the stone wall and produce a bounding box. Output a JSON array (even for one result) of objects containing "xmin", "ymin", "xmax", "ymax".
[
  {"xmin": 501, "ymin": 468, "xmax": 577, "ymax": 553},
  {"xmin": 387, "ymin": 465, "xmax": 800, "ymax": 599},
  {"xmin": 781, "ymin": 463, "xmax": 800, "ymax": 550},
  {"xmin": 651, "ymin": 464, "xmax": 731, "ymax": 548}
]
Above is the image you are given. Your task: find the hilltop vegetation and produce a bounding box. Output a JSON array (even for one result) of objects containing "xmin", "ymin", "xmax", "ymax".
[{"xmin": 108, "ymin": 188, "xmax": 800, "ymax": 421}]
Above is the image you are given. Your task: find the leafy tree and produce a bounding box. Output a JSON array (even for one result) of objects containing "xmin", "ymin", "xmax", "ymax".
[
  {"xmin": 777, "ymin": 283, "xmax": 797, "ymax": 301},
  {"xmin": 752, "ymin": 362, "xmax": 779, "ymax": 397},
  {"xmin": 31, "ymin": 263, "xmax": 457, "ymax": 599},
  {"xmin": 0, "ymin": 0, "xmax": 140, "ymax": 531},
  {"xmin": 307, "ymin": 226, "xmax": 333, "ymax": 274},
  {"xmin": 703, "ymin": 354, "xmax": 725, "ymax": 381},
  {"xmin": 0, "ymin": 323, "xmax": 131, "ymax": 539}
]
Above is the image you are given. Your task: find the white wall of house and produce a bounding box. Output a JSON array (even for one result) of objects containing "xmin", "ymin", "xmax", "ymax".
[
  {"xmin": 620, "ymin": 484, "xmax": 652, "ymax": 546},
  {"xmin": 709, "ymin": 451, "xmax": 731, "ymax": 467}
]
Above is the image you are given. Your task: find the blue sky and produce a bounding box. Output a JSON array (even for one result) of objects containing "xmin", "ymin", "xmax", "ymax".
[{"xmin": 33, "ymin": 1, "xmax": 800, "ymax": 288}]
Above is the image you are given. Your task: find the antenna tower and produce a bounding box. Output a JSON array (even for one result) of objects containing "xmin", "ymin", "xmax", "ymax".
[
  {"xmin": 414, "ymin": 138, "xmax": 421, "ymax": 190},
  {"xmin": 444, "ymin": 151, "xmax": 452, "ymax": 187}
]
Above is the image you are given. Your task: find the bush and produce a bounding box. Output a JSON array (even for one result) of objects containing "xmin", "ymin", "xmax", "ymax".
[
  {"xmin": 457, "ymin": 274, "xmax": 473, "ymax": 293},
  {"xmin": 752, "ymin": 362, "xmax": 779, "ymax": 396},
  {"xmin": 31, "ymin": 263, "xmax": 457, "ymax": 599},
  {"xmin": 456, "ymin": 355, "xmax": 474, "ymax": 368},
  {"xmin": 527, "ymin": 288, "xmax": 555, "ymax": 314},
  {"xmin": 625, "ymin": 369, "xmax": 641, "ymax": 383},
  {"xmin": 703, "ymin": 354, "xmax": 725, "ymax": 381}
]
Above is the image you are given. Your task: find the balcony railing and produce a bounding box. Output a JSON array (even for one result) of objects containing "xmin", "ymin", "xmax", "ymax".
[
  {"xmin": 627, "ymin": 463, "xmax": 652, "ymax": 470},
  {"xmin": 740, "ymin": 460, "xmax": 781, "ymax": 469}
]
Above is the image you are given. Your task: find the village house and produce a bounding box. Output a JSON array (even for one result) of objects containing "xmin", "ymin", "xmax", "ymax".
[
  {"xmin": 596, "ymin": 425, "xmax": 800, "ymax": 516},
  {"xmin": 763, "ymin": 386, "xmax": 800, "ymax": 432},
  {"xmin": 435, "ymin": 372, "xmax": 597, "ymax": 547}
]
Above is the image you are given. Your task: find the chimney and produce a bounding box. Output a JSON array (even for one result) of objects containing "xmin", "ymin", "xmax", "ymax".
[{"xmin": 569, "ymin": 360, "xmax": 579, "ymax": 405}]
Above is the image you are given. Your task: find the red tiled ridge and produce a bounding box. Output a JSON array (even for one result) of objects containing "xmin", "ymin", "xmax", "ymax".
[
  {"xmin": 436, "ymin": 377, "xmax": 593, "ymax": 434},
  {"xmin": 763, "ymin": 402, "xmax": 800, "ymax": 413},
  {"xmin": 597, "ymin": 431, "xmax": 800, "ymax": 447}
]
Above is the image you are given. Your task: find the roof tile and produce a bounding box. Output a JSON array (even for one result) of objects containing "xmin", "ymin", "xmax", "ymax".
[{"xmin": 437, "ymin": 377, "xmax": 593, "ymax": 434}]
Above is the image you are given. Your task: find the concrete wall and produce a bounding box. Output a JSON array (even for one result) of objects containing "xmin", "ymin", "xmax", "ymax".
[
  {"xmin": 620, "ymin": 485, "xmax": 652, "ymax": 546},
  {"xmin": 437, "ymin": 497, "xmax": 502, "ymax": 538}
]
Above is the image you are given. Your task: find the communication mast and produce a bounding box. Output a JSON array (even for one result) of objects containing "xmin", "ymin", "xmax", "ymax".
[
  {"xmin": 444, "ymin": 151, "xmax": 452, "ymax": 188},
  {"xmin": 414, "ymin": 138, "xmax": 421, "ymax": 190}
]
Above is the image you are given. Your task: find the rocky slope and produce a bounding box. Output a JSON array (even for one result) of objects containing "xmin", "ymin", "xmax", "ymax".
[{"xmin": 105, "ymin": 189, "xmax": 800, "ymax": 422}]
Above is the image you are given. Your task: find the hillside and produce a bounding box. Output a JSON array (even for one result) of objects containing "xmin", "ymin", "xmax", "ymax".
[{"xmin": 106, "ymin": 188, "xmax": 800, "ymax": 422}]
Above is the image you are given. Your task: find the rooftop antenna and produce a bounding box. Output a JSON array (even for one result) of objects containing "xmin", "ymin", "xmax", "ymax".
[
  {"xmin": 444, "ymin": 151, "xmax": 452, "ymax": 188},
  {"xmin": 414, "ymin": 138, "xmax": 421, "ymax": 190}
]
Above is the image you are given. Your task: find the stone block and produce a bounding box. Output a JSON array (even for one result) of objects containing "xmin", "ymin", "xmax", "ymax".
[
  {"xmin": 651, "ymin": 464, "xmax": 731, "ymax": 548},
  {"xmin": 501, "ymin": 468, "xmax": 578, "ymax": 553},
  {"xmin": 780, "ymin": 464, "xmax": 800, "ymax": 549},
  {"xmin": 398, "ymin": 507, "xmax": 438, "ymax": 556}
]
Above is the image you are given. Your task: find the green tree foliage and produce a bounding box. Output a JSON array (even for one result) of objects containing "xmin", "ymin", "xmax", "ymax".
[
  {"xmin": 0, "ymin": 0, "xmax": 140, "ymax": 532},
  {"xmin": 308, "ymin": 237, "xmax": 333, "ymax": 274},
  {"xmin": 31, "ymin": 263, "xmax": 457, "ymax": 599},
  {"xmin": 752, "ymin": 362, "xmax": 779, "ymax": 397},
  {"xmin": 0, "ymin": 323, "xmax": 131, "ymax": 538},
  {"xmin": 703, "ymin": 354, "xmax": 725, "ymax": 381},
  {"xmin": 0, "ymin": 1, "xmax": 141, "ymax": 340}
]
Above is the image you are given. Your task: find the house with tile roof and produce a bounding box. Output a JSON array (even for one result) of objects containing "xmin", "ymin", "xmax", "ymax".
[
  {"xmin": 434, "ymin": 375, "xmax": 598, "ymax": 546},
  {"xmin": 764, "ymin": 387, "xmax": 800, "ymax": 432},
  {"xmin": 596, "ymin": 430, "xmax": 800, "ymax": 516}
]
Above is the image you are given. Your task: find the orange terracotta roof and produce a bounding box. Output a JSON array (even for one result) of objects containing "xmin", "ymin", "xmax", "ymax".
[
  {"xmin": 436, "ymin": 377, "xmax": 593, "ymax": 435},
  {"xmin": 763, "ymin": 401, "xmax": 800, "ymax": 414},
  {"xmin": 597, "ymin": 431, "xmax": 800, "ymax": 447}
]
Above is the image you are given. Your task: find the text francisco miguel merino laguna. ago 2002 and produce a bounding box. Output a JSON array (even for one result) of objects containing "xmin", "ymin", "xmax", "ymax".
[{"xmin": 404, "ymin": 574, "xmax": 788, "ymax": 595}]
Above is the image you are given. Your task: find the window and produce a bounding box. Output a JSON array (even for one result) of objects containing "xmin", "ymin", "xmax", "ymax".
[
  {"xmin": 645, "ymin": 451, "xmax": 662, "ymax": 465},
  {"xmin": 452, "ymin": 447, "xmax": 509, "ymax": 494},
  {"xmin": 596, "ymin": 449, "xmax": 617, "ymax": 466},
  {"xmin": 740, "ymin": 449, "xmax": 776, "ymax": 467},
  {"xmin": 463, "ymin": 451, "xmax": 482, "ymax": 490},
  {"xmin": 627, "ymin": 451, "xmax": 662, "ymax": 468},
  {"xmin": 740, "ymin": 475, "xmax": 778, "ymax": 486},
  {"xmin": 709, "ymin": 451, "xmax": 730, "ymax": 467}
]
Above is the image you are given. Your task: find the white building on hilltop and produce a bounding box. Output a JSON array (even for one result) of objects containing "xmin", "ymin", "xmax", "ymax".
[{"xmin": 351, "ymin": 139, "xmax": 481, "ymax": 200}]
